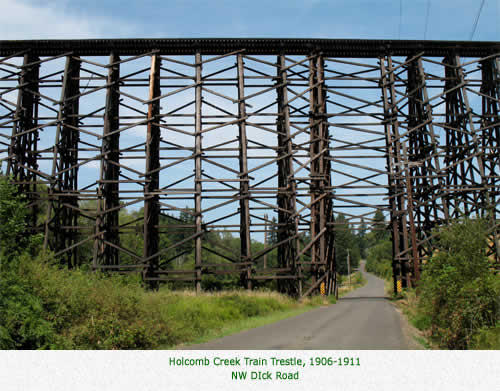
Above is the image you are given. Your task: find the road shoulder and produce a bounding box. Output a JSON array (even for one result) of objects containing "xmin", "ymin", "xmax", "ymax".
[{"xmin": 392, "ymin": 305, "xmax": 427, "ymax": 349}]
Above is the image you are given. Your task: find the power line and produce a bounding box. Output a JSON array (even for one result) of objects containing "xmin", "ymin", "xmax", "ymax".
[
  {"xmin": 470, "ymin": 0, "xmax": 487, "ymax": 40},
  {"xmin": 424, "ymin": 0, "xmax": 431, "ymax": 40}
]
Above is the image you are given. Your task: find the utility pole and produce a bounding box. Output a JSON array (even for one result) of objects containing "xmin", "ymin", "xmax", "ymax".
[{"xmin": 347, "ymin": 249, "xmax": 351, "ymax": 287}]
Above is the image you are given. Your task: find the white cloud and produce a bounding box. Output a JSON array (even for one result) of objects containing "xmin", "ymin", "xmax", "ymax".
[{"xmin": 0, "ymin": 0, "xmax": 136, "ymax": 39}]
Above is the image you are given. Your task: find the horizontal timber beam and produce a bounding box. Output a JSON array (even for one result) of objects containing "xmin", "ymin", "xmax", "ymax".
[{"xmin": 0, "ymin": 39, "xmax": 499, "ymax": 57}]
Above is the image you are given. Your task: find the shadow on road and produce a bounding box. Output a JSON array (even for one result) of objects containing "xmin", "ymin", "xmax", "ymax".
[{"xmin": 340, "ymin": 296, "xmax": 388, "ymax": 301}]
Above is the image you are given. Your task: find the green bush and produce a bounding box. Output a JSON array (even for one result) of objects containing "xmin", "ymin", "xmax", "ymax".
[
  {"xmin": 418, "ymin": 219, "xmax": 500, "ymax": 349},
  {"xmin": 365, "ymin": 239, "xmax": 392, "ymax": 280},
  {"xmin": 2, "ymin": 251, "xmax": 307, "ymax": 349},
  {"xmin": 0, "ymin": 175, "xmax": 26, "ymax": 258},
  {"xmin": 471, "ymin": 325, "xmax": 500, "ymax": 349},
  {"xmin": 410, "ymin": 311, "xmax": 432, "ymax": 331},
  {"xmin": 0, "ymin": 174, "xmax": 329, "ymax": 350},
  {"xmin": 2, "ymin": 246, "xmax": 312, "ymax": 349},
  {"xmin": 353, "ymin": 271, "xmax": 365, "ymax": 285},
  {"xmin": 0, "ymin": 175, "xmax": 56, "ymax": 349},
  {"xmin": 0, "ymin": 260, "xmax": 57, "ymax": 349}
]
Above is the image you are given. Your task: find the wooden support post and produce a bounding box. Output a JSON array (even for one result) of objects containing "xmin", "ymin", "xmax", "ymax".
[
  {"xmin": 45, "ymin": 56, "xmax": 81, "ymax": 268},
  {"xmin": 237, "ymin": 54, "xmax": 252, "ymax": 290},
  {"xmin": 8, "ymin": 53, "xmax": 40, "ymax": 230},
  {"xmin": 309, "ymin": 56, "xmax": 319, "ymax": 279},
  {"xmin": 94, "ymin": 53, "xmax": 120, "ymax": 267},
  {"xmin": 276, "ymin": 54, "xmax": 299, "ymax": 296},
  {"xmin": 402, "ymin": 143, "xmax": 421, "ymax": 282},
  {"xmin": 318, "ymin": 56, "xmax": 336, "ymax": 297},
  {"xmin": 144, "ymin": 54, "xmax": 161, "ymax": 289},
  {"xmin": 380, "ymin": 55, "xmax": 404, "ymax": 293},
  {"xmin": 309, "ymin": 54, "xmax": 331, "ymax": 295},
  {"xmin": 386, "ymin": 56, "xmax": 410, "ymax": 288},
  {"xmin": 317, "ymin": 55, "xmax": 329, "ymax": 293},
  {"xmin": 194, "ymin": 51, "xmax": 203, "ymax": 293}
]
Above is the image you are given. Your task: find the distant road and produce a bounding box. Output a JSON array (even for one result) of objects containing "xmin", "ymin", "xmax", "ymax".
[{"xmin": 187, "ymin": 261, "xmax": 408, "ymax": 349}]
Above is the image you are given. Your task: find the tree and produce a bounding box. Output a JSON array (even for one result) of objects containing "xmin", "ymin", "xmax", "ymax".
[
  {"xmin": 0, "ymin": 173, "xmax": 54, "ymax": 349},
  {"xmin": 0, "ymin": 174, "xmax": 28, "ymax": 260},
  {"xmin": 164, "ymin": 207, "xmax": 195, "ymax": 256},
  {"xmin": 334, "ymin": 214, "xmax": 360, "ymax": 275},
  {"xmin": 357, "ymin": 218, "xmax": 368, "ymax": 259},
  {"xmin": 365, "ymin": 239, "xmax": 392, "ymax": 279},
  {"xmin": 418, "ymin": 218, "xmax": 500, "ymax": 349},
  {"xmin": 371, "ymin": 209, "xmax": 390, "ymax": 243},
  {"xmin": 266, "ymin": 216, "xmax": 278, "ymax": 246}
]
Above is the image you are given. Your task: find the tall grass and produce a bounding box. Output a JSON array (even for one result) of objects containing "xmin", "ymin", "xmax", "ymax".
[
  {"xmin": 337, "ymin": 271, "xmax": 366, "ymax": 297},
  {"xmin": 0, "ymin": 174, "xmax": 338, "ymax": 350},
  {"xmin": 2, "ymin": 253, "xmax": 323, "ymax": 349}
]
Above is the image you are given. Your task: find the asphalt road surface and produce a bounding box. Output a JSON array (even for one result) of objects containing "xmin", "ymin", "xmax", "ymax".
[{"xmin": 187, "ymin": 261, "xmax": 408, "ymax": 349}]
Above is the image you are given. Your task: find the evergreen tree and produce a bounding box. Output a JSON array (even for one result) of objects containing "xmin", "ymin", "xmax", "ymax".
[
  {"xmin": 167, "ymin": 207, "xmax": 195, "ymax": 254},
  {"xmin": 334, "ymin": 213, "xmax": 360, "ymax": 275},
  {"xmin": 357, "ymin": 218, "xmax": 368, "ymax": 259},
  {"xmin": 373, "ymin": 209, "xmax": 389, "ymax": 242},
  {"xmin": 267, "ymin": 216, "xmax": 278, "ymax": 245}
]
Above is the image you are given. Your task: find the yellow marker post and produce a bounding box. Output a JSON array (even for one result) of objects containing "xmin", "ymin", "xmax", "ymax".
[
  {"xmin": 396, "ymin": 279, "xmax": 402, "ymax": 294},
  {"xmin": 320, "ymin": 282, "xmax": 326, "ymax": 296}
]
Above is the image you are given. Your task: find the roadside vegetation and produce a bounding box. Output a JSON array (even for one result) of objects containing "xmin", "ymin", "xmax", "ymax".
[
  {"xmin": 4, "ymin": 166, "xmax": 497, "ymax": 350},
  {"xmin": 337, "ymin": 271, "xmax": 366, "ymax": 298},
  {"xmin": 1, "ymin": 251, "xmax": 326, "ymax": 349},
  {"xmin": 365, "ymin": 215, "xmax": 500, "ymax": 350},
  {"xmin": 0, "ymin": 173, "xmax": 346, "ymax": 349},
  {"xmin": 364, "ymin": 209, "xmax": 393, "ymax": 280}
]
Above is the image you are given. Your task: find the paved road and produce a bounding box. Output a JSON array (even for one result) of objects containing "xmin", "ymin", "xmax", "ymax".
[{"xmin": 187, "ymin": 262, "xmax": 407, "ymax": 349}]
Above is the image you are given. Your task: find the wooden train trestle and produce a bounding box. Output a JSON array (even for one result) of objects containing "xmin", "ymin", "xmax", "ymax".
[{"xmin": 0, "ymin": 39, "xmax": 499, "ymax": 296}]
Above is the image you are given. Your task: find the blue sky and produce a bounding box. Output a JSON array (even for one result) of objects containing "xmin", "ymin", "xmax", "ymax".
[{"xmin": 1, "ymin": 0, "xmax": 498, "ymax": 41}]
